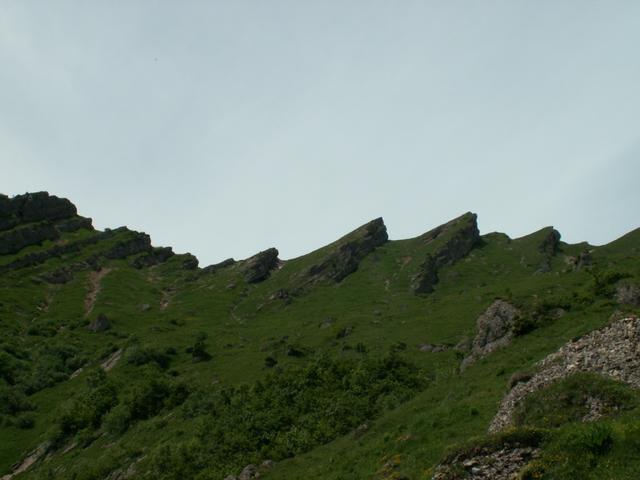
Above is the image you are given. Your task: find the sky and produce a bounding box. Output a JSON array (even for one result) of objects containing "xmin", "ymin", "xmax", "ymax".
[{"xmin": 1, "ymin": 1, "xmax": 639, "ymax": 266}]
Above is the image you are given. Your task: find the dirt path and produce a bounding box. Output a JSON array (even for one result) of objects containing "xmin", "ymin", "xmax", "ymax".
[
  {"xmin": 84, "ymin": 268, "xmax": 112, "ymax": 316},
  {"xmin": 160, "ymin": 288, "xmax": 174, "ymax": 310}
]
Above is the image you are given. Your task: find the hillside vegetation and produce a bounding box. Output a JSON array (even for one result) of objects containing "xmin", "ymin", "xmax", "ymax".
[{"xmin": 0, "ymin": 192, "xmax": 639, "ymax": 480}]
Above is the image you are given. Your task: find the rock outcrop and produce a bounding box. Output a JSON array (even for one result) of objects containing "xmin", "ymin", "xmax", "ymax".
[
  {"xmin": 432, "ymin": 444, "xmax": 541, "ymax": 480},
  {"xmin": 104, "ymin": 233, "xmax": 152, "ymax": 259},
  {"xmin": 88, "ymin": 313, "xmax": 110, "ymax": 332},
  {"xmin": 55, "ymin": 216, "xmax": 94, "ymax": 233},
  {"xmin": 0, "ymin": 192, "xmax": 77, "ymax": 231},
  {"xmin": 39, "ymin": 267, "xmax": 73, "ymax": 284},
  {"xmin": 461, "ymin": 300, "xmax": 519, "ymax": 370},
  {"xmin": 412, "ymin": 213, "xmax": 479, "ymax": 294},
  {"xmin": 202, "ymin": 258, "xmax": 236, "ymax": 274},
  {"xmin": 535, "ymin": 227, "xmax": 561, "ymax": 273},
  {"xmin": 615, "ymin": 284, "xmax": 640, "ymax": 307},
  {"xmin": 489, "ymin": 316, "xmax": 640, "ymax": 433},
  {"xmin": 242, "ymin": 248, "xmax": 279, "ymax": 283},
  {"xmin": 130, "ymin": 247, "xmax": 175, "ymax": 269},
  {"xmin": 565, "ymin": 249, "xmax": 592, "ymax": 271},
  {"xmin": 303, "ymin": 218, "xmax": 388, "ymax": 285},
  {"xmin": 0, "ymin": 222, "xmax": 59, "ymax": 255}
]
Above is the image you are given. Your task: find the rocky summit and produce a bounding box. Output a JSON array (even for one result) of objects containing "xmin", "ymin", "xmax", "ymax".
[{"xmin": 0, "ymin": 192, "xmax": 639, "ymax": 480}]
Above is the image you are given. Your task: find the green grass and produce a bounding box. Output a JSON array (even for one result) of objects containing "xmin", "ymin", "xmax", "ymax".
[{"xmin": 0, "ymin": 211, "xmax": 638, "ymax": 479}]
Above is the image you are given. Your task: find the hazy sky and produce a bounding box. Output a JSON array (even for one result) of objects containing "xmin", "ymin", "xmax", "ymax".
[{"xmin": 2, "ymin": 1, "xmax": 639, "ymax": 266}]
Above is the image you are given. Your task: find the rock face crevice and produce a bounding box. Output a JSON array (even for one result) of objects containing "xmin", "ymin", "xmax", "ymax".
[
  {"xmin": 303, "ymin": 217, "xmax": 388, "ymax": 285},
  {"xmin": 412, "ymin": 213, "xmax": 479, "ymax": 294},
  {"xmin": 489, "ymin": 316, "xmax": 640, "ymax": 433}
]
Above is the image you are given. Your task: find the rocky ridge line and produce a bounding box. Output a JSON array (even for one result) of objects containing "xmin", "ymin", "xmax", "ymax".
[
  {"xmin": 302, "ymin": 217, "xmax": 388, "ymax": 285},
  {"xmin": 411, "ymin": 213, "xmax": 479, "ymax": 294}
]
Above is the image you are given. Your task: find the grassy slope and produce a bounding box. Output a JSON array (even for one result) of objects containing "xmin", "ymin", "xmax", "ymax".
[{"xmin": 0, "ymin": 215, "xmax": 638, "ymax": 479}]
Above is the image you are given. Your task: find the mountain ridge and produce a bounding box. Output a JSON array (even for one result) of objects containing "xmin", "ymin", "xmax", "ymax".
[{"xmin": 0, "ymin": 191, "xmax": 639, "ymax": 480}]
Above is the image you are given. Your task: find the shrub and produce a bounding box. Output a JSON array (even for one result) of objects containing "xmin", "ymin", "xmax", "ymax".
[
  {"xmin": 125, "ymin": 346, "xmax": 170, "ymax": 369},
  {"xmin": 566, "ymin": 423, "xmax": 614, "ymax": 456}
]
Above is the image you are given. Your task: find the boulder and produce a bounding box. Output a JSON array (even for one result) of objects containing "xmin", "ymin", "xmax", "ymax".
[
  {"xmin": 88, "ymin": 313, "xmax": 110, "ymax": 332},
  {"xmin": 461, "ymin": 300, "xmax": 519, "ymax": 370},
  {"xmin": 616, "ymin": 284, "xmax": 640, "ymax": 307},
  {"xmin": 181, "ymin": 253, "xmax": 199, "ymax": 270},
  {"xmin": 260, "ymin": 460, "xmax": 275, "ymax": 470},
  {"xmin": 242, "ymin": 248, "xmax": 279, "ymax": 283},
  {"xmin": 238, "ymin": 464, "xmax": 259, "ymax": 479},
  {"xmin": 412, "ymin": 213, "xmax": 479, "ymax": 294},
  {"xmin": 40, "ymin": 267, "xmax": 73, "ymax": 284}
]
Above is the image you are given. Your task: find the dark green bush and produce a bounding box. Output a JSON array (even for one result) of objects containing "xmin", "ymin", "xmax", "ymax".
[
  {"xmin": 0, "ymin": 384, "xmax": 35, "ymax": 415},
  {"xmin": 150, "ymin": 353, "xmax": 426, "ymax": 479},
  {"xmin": 125, "ymin": 345, "xmax": 170, "ymax": 369}
]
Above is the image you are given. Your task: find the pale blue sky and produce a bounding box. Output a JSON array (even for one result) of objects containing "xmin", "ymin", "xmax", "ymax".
[{"xmin": 2, "ymin": 1, "xmax": 639, "ymax": 266}]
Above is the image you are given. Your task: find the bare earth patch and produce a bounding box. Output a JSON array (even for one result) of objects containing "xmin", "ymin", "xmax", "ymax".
[
  {"xmin": 84, "ymin": 267, "xmax": 112, "ymax": 315},
  {"xmin": 101, "ymin": 349, "xmax": 123, "ymax": 371}
]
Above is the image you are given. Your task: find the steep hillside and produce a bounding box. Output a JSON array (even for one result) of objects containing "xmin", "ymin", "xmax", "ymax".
[{"xmin": 0, "ymin": 192, "xmax": 639, "ymax": 480}]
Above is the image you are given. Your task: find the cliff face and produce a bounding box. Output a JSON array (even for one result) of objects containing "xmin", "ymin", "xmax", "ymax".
[
  {"xmin": 0, "ymin": 192, "xmax": 93, "ymax": 255},
  {"xmin": 302, "ymin": 217, "xmax": 388, "ymax": 285},
  {"xmin": 0, "ymin": 192, "xmax": 78, "ymax": 230},
  {"xmin": 412, "ymin": 212, "xmax": 480, "ymax": 294}
]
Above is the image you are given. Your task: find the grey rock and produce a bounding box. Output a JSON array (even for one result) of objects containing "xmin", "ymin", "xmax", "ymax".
[
  {"xmin": 0, "ymin": 222, "xmax": 59, "ymax": 255},
  {"xmin": 131, "ymin": 247, "xmax": 174, "ymax": 269},
  {"xmin": 40, "ymin": 267, "xmax": 73, "ymax": 284},
  {"xmin": 412, "ymin": 213, "xmax": 479, "ymax": 294},
  {"xmin": 88, "ymin": 313, "xmax": 110, "ymax": 332},
  {"xmin": 303, "ymin": 218, "xmax": 387, "ymax": 285},
  {"xmin": 260, "ymin": 460, "xmax": 276, "ymax": 469},
  {"xmin": 238, "ymin": 464, "xmax": 259, "ymax": 479},
  {"xmin": 461, "ymin": 300, "xmax": 519, "ymax": 370},
  {"xmin": 202, "ymin": 258, "xmax": 236, "ymax": 274},
  {"xmin": 615, "ymin": 284, "xmax": 640, "ymax": 307},
  {"xmin": 432, "ymin": 445, "xmax": 541, "ymax": 480},
  {"xmin": 536, "ymin": 227, "xmax": 561, "ymax": 272},
  {"xmin": 55, "ymin": 216, "xmax": 94, "ymax": 233},
  {"xmin": 181, "ymin": 253, "xmax": 199, "ymax": 270},
  {"xmin": 242, "ymin": 248, "xmax": 279, "ymax": 283},
  {"xmin": 104, "ymin": 233, "xmax": 152, "ymax": 259},
  {"xmin": 0, "ymin": 192, "xmax": 77, "ymax": 232}
]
